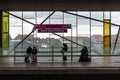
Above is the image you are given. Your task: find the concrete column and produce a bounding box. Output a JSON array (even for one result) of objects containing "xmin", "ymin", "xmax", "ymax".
[
  {"xmin": 104, "ymin": 19, "xmax": 111, "ymax": 55},
  {"xmin": 0, "ymin": 10, "xmax": 3, "ymax": 55}
]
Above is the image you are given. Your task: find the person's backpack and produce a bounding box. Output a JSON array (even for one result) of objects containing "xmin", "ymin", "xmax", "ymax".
[
  {"xmin": 32, "ymin": 57, "xmax": 37, "ymax": 63},
  {"xmin": 24, "ymin": 56, "xmax": 30, "ymax": 63}
]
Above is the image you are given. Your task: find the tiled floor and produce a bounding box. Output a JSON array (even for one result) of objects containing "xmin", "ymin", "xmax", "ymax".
[
  {"xmin": 0, "ymin": 56, "xmax": 120, "ymax": 74},
  {"xmin": 1, "ymin": 56, "xmax": 120, "ymax": 67}
]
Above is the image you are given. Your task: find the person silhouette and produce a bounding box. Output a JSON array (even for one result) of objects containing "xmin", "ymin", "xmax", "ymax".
[
  {"xmin": 25, "ymin": 46, "xmax": 32, "ymax": 62},
  {"xmin": 32, "ymin": 46, "xmax": 38, "ymax": 62},
  {"xmin": 61, "ymin": 43, "xmax": 68, "ymax": 61},
  {"xmin": 79, "ymin": 46, "xmax": 91, "ymax": 62}
]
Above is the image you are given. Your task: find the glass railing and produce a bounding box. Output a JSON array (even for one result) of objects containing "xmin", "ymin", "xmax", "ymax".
[
  {"xmin": 13, "ymin": 46, "xmax": 84, "ymax": 62},
  {"xmin": 14, "ymin": 46, "xmax": 83, "ymax": 56},
  {"xmin": 0, "ymin": 45, "xmax": 120, "ymax": 62}
]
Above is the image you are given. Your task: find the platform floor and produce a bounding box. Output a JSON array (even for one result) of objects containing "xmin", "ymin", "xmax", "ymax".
[{"xmin": 0, "ymin": 56, "xmax": 120, "ymax": 74}]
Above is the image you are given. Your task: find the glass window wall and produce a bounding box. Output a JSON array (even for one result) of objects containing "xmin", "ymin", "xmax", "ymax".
[{"xmin": 5, "ymin": 11, "xmax": 120, "ymax": 62}]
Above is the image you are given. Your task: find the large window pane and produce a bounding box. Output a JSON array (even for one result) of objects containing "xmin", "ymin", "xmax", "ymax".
[
  {"xmin": 37, "ymin": 11, "xmax": 50, "ymax": 24},
  {"xmin": 50, "ymin": 12, "xmax": 63, "ymax": 19},
  {"xmin": 23, "ymin": 11, "xmax": 35, "ymax": 24},
  {"xmin": 91, "ymin": 11, "xmax": 103, "ymax": 21},
  {"xmin": 50, "ymin": 19, "xmax": 63, "ymax": 24},
  {"xmin": 78, "ymin": 19, "xmax": 90, "ymax": 34}
]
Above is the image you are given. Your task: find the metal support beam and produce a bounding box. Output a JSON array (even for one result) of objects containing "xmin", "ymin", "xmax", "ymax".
[
  {"xmin": 63, "ymin": 11, "xmax": 120, "ymax": 54},
  {"xmin": 4, "ymin": 11, "xmax": 34, "ymax": 25},
  {"xmin": 53, "ymin": 33, "xmax": 84, "ymax": 47},
  {"xmin": 62, "ymin": 11, "xmax": 119, "ymax": 27},
  {"xmin": 112, "ymin": 26, "xmax": 120, "ymax": 54}
]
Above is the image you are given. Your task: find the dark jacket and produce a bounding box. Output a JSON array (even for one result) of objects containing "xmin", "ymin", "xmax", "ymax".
[
  {"xmin": 26, "ymin": 46, "xmax": 32, "ymax": 54},
  {"xmin": 32, "ymin": 47, "xmax": 38, "ymax": 54},
  {"xmin": 62, "ymin": 43, "xmax": 68, "ymax": 52},
  {"xmin": 80, "ymin": 46, "xmax": 89, "ymax": 61}
]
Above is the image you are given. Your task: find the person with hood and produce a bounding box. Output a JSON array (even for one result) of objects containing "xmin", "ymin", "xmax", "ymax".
[
  {"xmin": 61, "ymin": 43, "xmax": 68, "ymax": 61},
  {"xmin": 79, "ymin": 46, "xmax": 91, "ymax": 62},
  {"xmin": 25, "ymin": 46, "xmax": 32, "ymax": 62}
]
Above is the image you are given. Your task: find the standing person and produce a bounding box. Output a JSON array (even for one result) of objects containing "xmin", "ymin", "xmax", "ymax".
[
  {"xmin": 32, "ymin": 46, "xmax": 38, "ymax": 62},
  {"xmin": 61, "ymin": 43, "xmax": 68, "ymax": 61},
  {"xmin": 25, "ymin": 46, "xmax": 32, "ymax": 63}
]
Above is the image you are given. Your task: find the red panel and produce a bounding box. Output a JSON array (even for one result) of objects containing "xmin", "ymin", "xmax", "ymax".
[
  {"xmin": 34, "ymin": 24, "xmax": 71, "ymax": 29},
  {"xmin": 38, "ymin": 28, "xmax": 67, "ymax": 33}
]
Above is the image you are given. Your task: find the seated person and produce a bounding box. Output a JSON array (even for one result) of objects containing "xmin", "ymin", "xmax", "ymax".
[
  {"xmin": 79, "ymin": 46, "xmax": 91, "ymax": 62},
  {"xmin": 25, "ymin": 46, "xmax": 32, "ymax": 63},
  {"xmin": 32, "ymin": 46, "xmax": 38, "ymax": 62}
]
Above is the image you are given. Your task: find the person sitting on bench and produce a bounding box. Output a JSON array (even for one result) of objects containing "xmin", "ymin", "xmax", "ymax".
[
  {"xmin": 25, "ymin": 46, "xmax": 32, "ymax": 63},
  {"xmin": 32, "ymin": 46, "xmax": 38, "ymax": 62},
  {"xmin": 79, "ymin": 46, "xmax": 91, "ymax": 62}
]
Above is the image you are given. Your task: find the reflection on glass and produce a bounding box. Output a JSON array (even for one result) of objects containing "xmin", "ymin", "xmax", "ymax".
[
  {"xmin": 9, "ymin": 27, "xmax": 22, "ymax": 39},
  {"xmin": 104, "ymin": 11, "xmax": 110, "ymax": 19},
  {"xmin": 50, "ymin": 12, "xmax": 63, "ymax": 18},
  {"xmin": 91, "ymin": 18, "xmax": 103, "ymax": 55},
  {"xmin": 50, "ymin": 19, "xmax": 63, "ymax": 24},
  {"xmin": 91, "ymin": 11, "xmax": 103, "ymax": 20},
  {"xmin": 10, "ymin": 11, "xmax": 22, "ymax": 17},
  {"xmin": 77, "ymin": 11, "xmax": 89, "ymax": 17},
  {"xmin": 64, "ymin": 18, "xmax": 76, "ymax": 26},
  {"xmin": 111, "ymin": 12, "xmax": 120, "ymax": 25},
  {"xmin": 23, "ymin": 11, "xmax": 35, "ymax": 19},
  {"xmin": 77, "ymin": 18, "xmax": 90, "ymax": 35},
  {"xmin": 64, "ymin": 12, "xmax": 76, "ymax": 18},
  {"xmin": 37, "ymin": 11, "xmax": 49, "ymax": 18},
  {"xmin": 23, "ymin": 21, "xmax": 33, "ymax": 34},
  {"xmin": 91, "ymin": 27, "xmax": 103, "ymax": 35}
]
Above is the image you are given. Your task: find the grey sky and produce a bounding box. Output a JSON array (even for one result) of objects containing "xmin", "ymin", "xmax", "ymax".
[{"xmin": 9, "ymin": 11, "xmax": 120, "ymax": 39}]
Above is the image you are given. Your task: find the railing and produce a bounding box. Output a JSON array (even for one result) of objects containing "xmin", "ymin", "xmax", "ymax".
[{"xmin": 14, "ymin": 46, "xmax": 84, "ymax": 62}]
